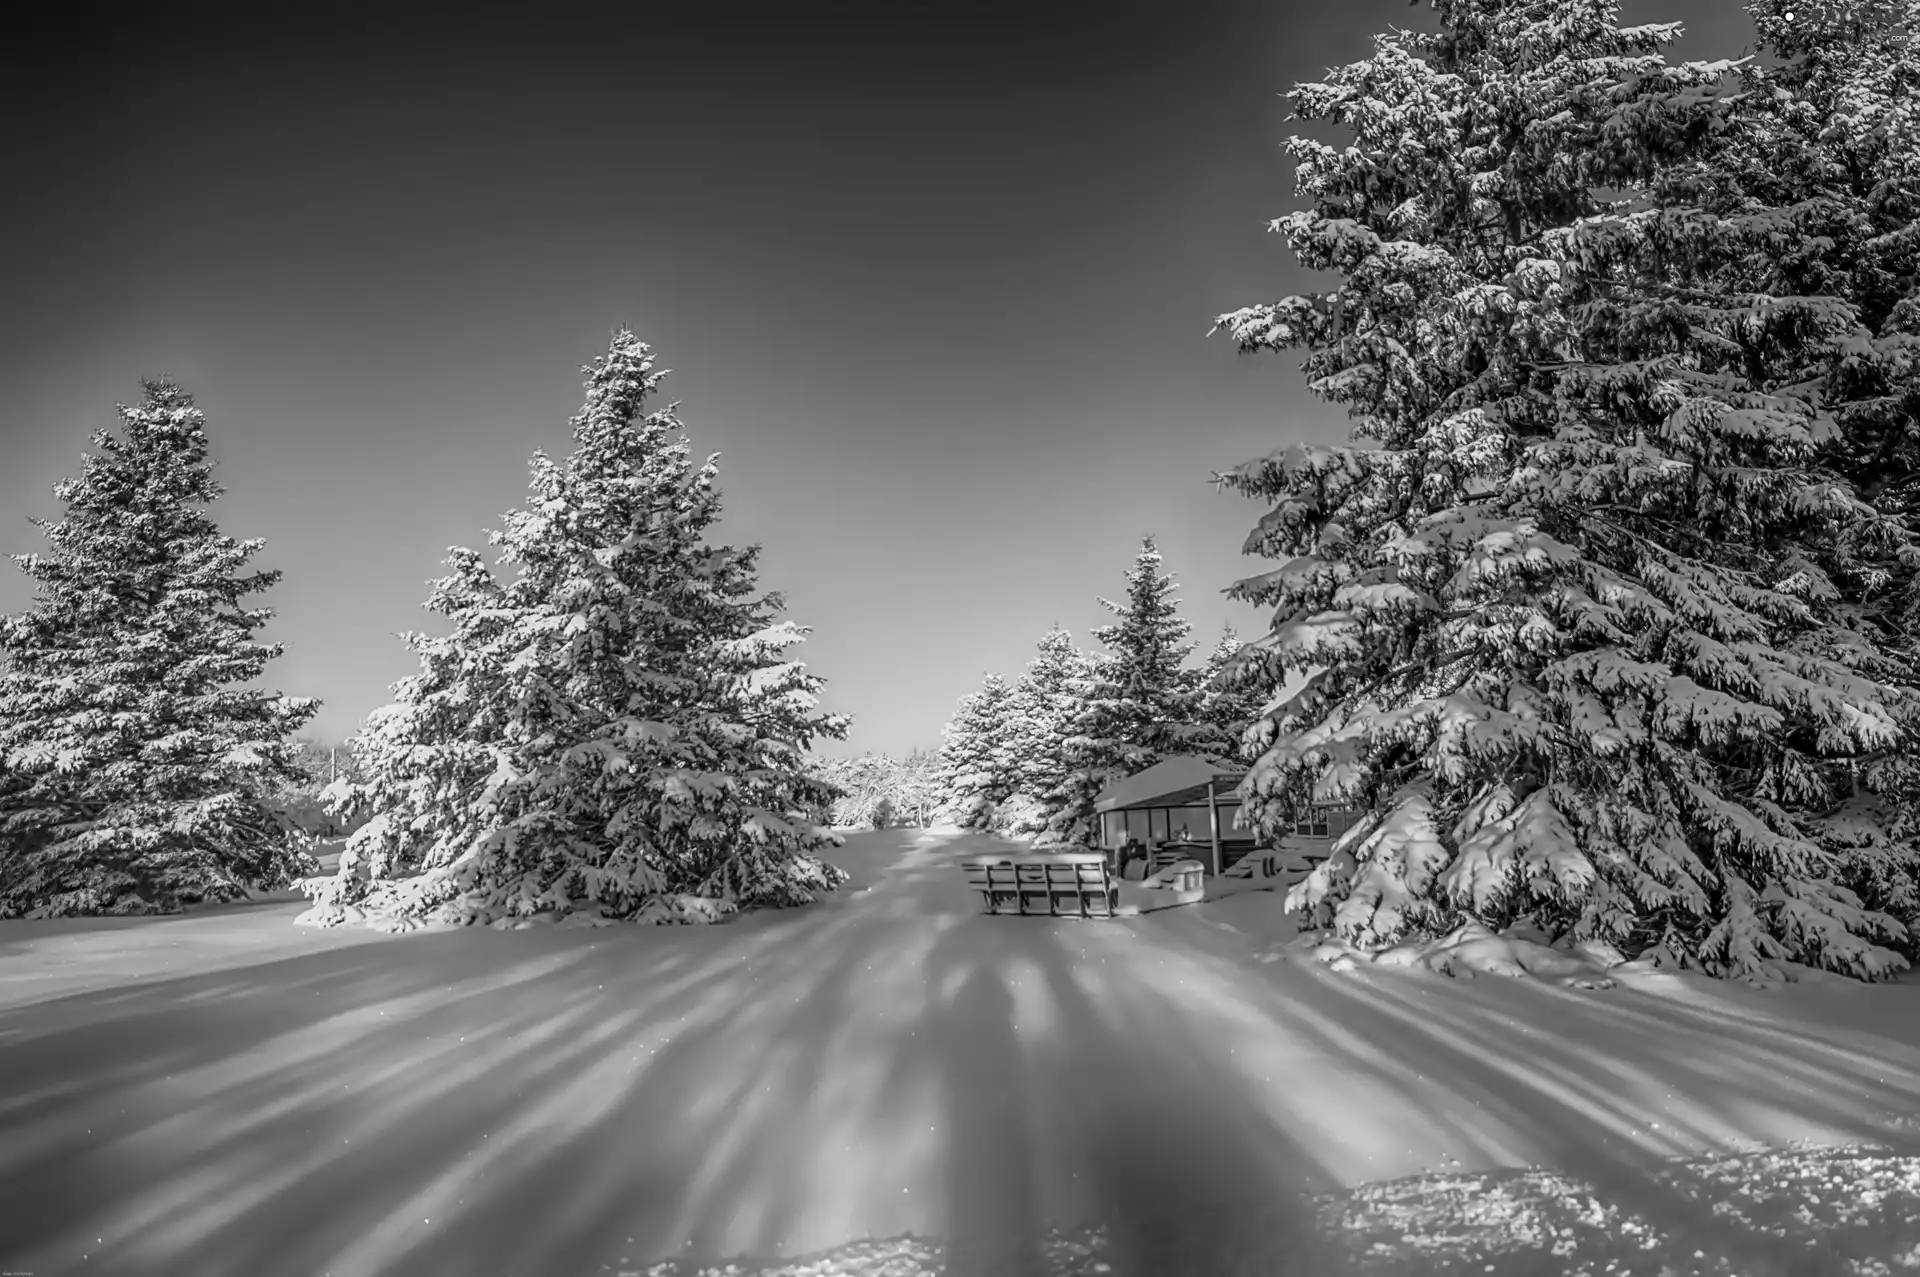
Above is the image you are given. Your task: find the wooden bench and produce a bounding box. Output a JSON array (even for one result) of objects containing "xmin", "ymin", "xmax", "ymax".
[{"xmin": 962, "ymin": 852, "xmax": 1119, "ymax": 918}]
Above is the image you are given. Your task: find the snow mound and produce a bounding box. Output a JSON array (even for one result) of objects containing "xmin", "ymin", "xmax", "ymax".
[
  {"xmin": 624, "ymin": 1228, "xmax": 1108, "ymax": 1277},
  {"xmin": 1314, "ymin": 1144, "xmax": 1920, "ymax": 1276},
  {"xmin": 610, "ymin": 1146, "xmax": 1920, "ymax": 1276},
  {"xmin": 291, "ymin": 891, "xmax": 741, "ymax": 931},
  {"xmin": 1296, "ymin": 921, "xmax": 1625, "ymax": 988},
  {"xmin": 1287, "ymin": 920, "xmax": 1872, "ymax": 990}
]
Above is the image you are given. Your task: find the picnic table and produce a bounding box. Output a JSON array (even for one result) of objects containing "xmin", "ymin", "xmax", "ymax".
[
  {"xmin": 1147, "ymin": 838, "xmax": 1205, "ymax": 876},
  {"xmin": 960, "ymin": 851, "xmax": 1119, "ymax": 918}
]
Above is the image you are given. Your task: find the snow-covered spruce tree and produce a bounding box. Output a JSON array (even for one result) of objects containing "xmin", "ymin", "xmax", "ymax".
[
  {"xmin": 1212, "ymin": 0, "xmax": 1920, "ymax": 979},
  {"xmin": 301, "ymin": 332, "xmax": 849, "ymax": 930},
  {"xmin": 933, "ymin": 673, "xmax": 1016, "ymax": 829},
  {"xmin": 0, "ymin": 380, "xmax": 320, "ymax": 917},
  {"xmin": 992, "ymin": 627, "xmax": 1096, "ymax": 839},
  {"xmin": 1045, "ymin": 538, "xmax": 1209, "ymax": 846}
]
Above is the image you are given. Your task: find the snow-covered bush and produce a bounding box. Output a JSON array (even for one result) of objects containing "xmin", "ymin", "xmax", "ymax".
[{"xmin": 990, "ymin": 627, "xmax": 1096, "ymax": 837}]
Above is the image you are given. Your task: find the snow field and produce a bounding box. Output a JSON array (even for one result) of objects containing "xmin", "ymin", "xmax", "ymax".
[{"xmin": 2, "ymin": 831, "xmax": 1918, "ymax": 1277}]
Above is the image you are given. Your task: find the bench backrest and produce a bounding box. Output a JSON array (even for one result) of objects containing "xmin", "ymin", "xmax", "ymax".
[
  {"xmin": 963, "ymin": 858, "xmax": 1112, "ymax": 894},
  {"xmin": 963, "ymin": 862, "xmax": 1033, "ymax": 893}
]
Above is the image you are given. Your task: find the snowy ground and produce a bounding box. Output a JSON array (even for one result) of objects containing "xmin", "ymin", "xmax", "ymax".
[{"xmin": 2, "ymin": 830, "xmax": 1919, "ymax": 1277}]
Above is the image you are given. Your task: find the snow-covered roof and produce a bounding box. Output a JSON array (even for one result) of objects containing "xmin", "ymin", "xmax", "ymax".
[{"xmin": 1093, "ymin": 754, "xmax": 1242, "ymax": 813}]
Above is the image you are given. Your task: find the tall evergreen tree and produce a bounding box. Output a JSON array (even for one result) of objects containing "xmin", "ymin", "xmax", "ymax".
[
  {"xmin": 1212, "ymin": 0, "xmax": 1919, "ymax": 979},
  {"xmin": 302, "ymin": 332, "xmax": 849, "ymax": 929},
  {"xmin": 0, "ymin": 380, "xmax": 320, "ymax": 916},
  {"xmin": 1047, "ymin": 539, "xmax": 1208, "ymax": 845},
  {"xmin": 934, "ymin": 673, "xmax": 1016, "ymax": 829}
]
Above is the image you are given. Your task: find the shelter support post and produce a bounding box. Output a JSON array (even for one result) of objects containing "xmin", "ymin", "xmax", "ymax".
[{"xmin": 1207, "ymin": 778, "xmax": 1222, "ymax": 877}]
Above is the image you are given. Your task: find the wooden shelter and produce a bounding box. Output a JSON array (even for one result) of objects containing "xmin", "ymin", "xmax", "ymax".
[{"xmin": 1092, "ymin": 754, "xmax": 1363, "ymax": 877}]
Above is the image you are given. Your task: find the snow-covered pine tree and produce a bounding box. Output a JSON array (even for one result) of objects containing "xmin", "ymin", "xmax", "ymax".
[
  {"xmin": 1212, "ymin": 0, "xmax": 1920, "ymax": 979},
  {"xmin": 1045, "ymin": 538, "xmax": 1208, "ymax": 845},
  {"xmin": 301, "ymin": 331, "xmax": 849, "ymax": 930},
  {"xmin": 933, "ymin": 673, "xmax": 1016, "ymax": 829},
  {"xmin": 0, "ymin": 380, "xmax": 321, "ymax": 916},
  {"xmin": 993, "ymin": 626, "xmax": 1096, "ymax": 839}
]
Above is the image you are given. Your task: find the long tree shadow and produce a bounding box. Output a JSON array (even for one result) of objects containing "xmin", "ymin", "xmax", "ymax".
[
  {"xmin": 1009, "ymin": 920, "xmax": 1338, "ymax": 1277},
  {"xmin": 424, "ymin": 896, "xmax": 963, "ymax": 1276},
  {"xmin": 921, "ymin": 919, "xmax": 1051, "ymax": 1277},
  {"xmin": 0, "ymin": 896, "xmax": 905, "ymax": 1276}
]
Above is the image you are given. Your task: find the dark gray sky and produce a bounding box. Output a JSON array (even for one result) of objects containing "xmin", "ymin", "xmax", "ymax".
[{"xmin": 0, "ymin": 0, "xmax": 1756, "ymax": 759}]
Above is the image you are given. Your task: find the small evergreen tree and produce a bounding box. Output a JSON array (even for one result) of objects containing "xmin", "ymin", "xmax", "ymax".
[
  {"xmin": 994, "ymin": 626, "xmax": 1096, "ymax": 838},
  {"xmin": 934, "ymin": 673, "xmax": 1016, "ymax": 829},
  {"xmin": 1211, "ymin": 0, "xmax": 1920, "ymax": 979},
  {"xmin": 278, "ymin": 737, "xmax": 375, "ymax": 837},
  {"xmin": 303, "ymin": 331, "xmax": 849, "ymax": 929},
  {"xmin": 1187, "ymin": 624, "xmax": 1273, "ymax": 763},
  {"xmin": 0, "ymin": 380, "xmax": 320, "ymax": 916}
]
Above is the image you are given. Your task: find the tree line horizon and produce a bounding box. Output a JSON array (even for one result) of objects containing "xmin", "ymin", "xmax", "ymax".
[{"xmin": 2, "ymin": 0, "xmax": 1916, "ymax": 983}]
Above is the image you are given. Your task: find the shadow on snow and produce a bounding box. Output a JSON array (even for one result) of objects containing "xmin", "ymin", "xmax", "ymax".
[{"xmin": 1, "ymin": 830, "xmax": 1917, "ymax": 1276}]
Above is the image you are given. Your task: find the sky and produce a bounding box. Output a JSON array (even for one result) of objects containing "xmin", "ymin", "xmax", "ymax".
[{"xmin": 0, "ymin": 0, "xmax": 1759, "ymax": 760}]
